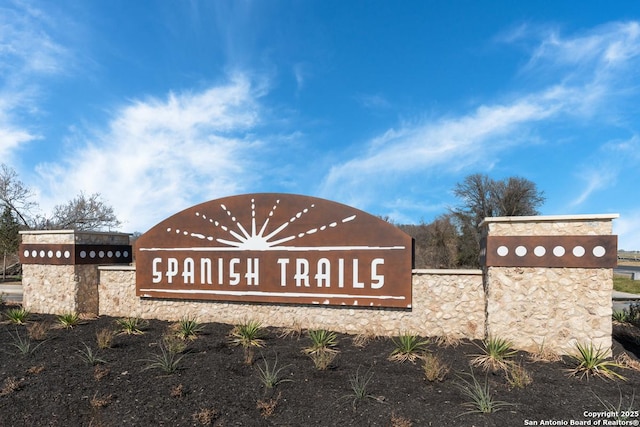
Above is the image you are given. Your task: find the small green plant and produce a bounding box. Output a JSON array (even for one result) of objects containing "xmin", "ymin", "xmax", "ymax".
[
  {"xmin": 229, "ymin": 320, "xmax": 265, "ymax": 364},
  {"xmin": 593, "ymin": 389, "xmax": 636, "ymax": 422},
  {"xmin": 175, "ymin": 316, "xmax": 203, "ymax": 340},
  {"xmin": 77, "ymin": 342, "xmax": 106, "ymax": 365},
  {"xmin": 471, "ymin": 336, "xmax": 517, "ymax": 372},
  {"xmin": 58, "ymin": 312, "xmax": 81, "ymax": 329},
  {"xmin": 305, "ymin": 329, "xmax": 338, "ymax": 353},
  {"xmin": 8, "ymin": 328, "xmax": 45, "ymax": 356},
  {"xmin": 569, "ymin": 342, "xmax": 626, "ymax": 380},
  {"xmin": 142, "ymin": 341, "xmax": 186, "ymax": 374},
  {"xmin": 96, "ymin": 328, "xmax": 116, "ymax": 349},
  {"xmin": 303, "ymin": 329, "xmax": 339, "ymax": 370},
  {"xmin": 342, "ymin": 366, "xmax": 379, "ymax": 409},
  {"xmin": 5, "ymin": 307, "xmax": 30, "ymax": 324},
  {"xmin": 116, "ymin": 317, "xmax": 148, "ymax": 335},
  {"xmin": 256, "ymin": 353, "xmax": 292, "ymax": 389},
  {"xmin": 612, "ymin": 310, "xmax": 629, "ymax": 323},
  {"xmin": 455, "ymin": 370, "xmax": 513, "ymax": 415},
  {"xmin": 389, "ymin": 332, "xmax": 429, "ymax": 363},
  {"xmin": 422, "ymin": 352, "xmax": 450, "ymax": 382}
]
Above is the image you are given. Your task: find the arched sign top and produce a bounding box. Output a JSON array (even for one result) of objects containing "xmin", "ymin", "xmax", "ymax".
[
  {"xmin": 136, "ymin": 193, "xmax": 413, "ymax": 308},
  {"xmin": 137, "ymin": 193, "xmax": 410, "ymax": 251}
]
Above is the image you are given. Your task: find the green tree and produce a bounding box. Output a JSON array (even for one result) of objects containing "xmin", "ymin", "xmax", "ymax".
[{"xmin": 0, "ymin": 205, "xmax": 20, "ymax": 281}]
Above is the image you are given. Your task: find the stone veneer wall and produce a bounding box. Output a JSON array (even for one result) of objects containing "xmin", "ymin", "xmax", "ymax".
[
  {"xmin": 98, "ymin": 266, "xmax": 485, "ymax": 339},
  {"xmin": 20, "ymin": 230, "xmax": 131, "ymax": 315},
  {"xmin": 481, "ymin": 214, "xmax": 617, "ymax": 355}
]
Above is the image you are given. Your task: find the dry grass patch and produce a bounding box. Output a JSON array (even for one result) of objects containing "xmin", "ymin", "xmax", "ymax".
[
  {"xmin": 96, "ymin": 328, "xmax": 116, "ymax": 349},
  {"xmin": 505, "ymin": 362, "xmax": 533, "ymax": 389},
  {"xmin": 27, "ymin": 321, "xmax": 49, "ymax": 341},
  {"xmin": 352, "ymin": 329, "xmax": 378, "ymax": 348},
  {"xmin": 616, "ymin": 352, "xmax": 640, "ymax": 371},
  {"xmin": 434, "ymin": 335, "xmax": 462, "ymax": 348},
  {"xmin": 421, "ymin": 352, "xmax": 450, "ymax": 382},
  {"xmin": 93, "ymin": 365, "xmax": 110, "ymax": 381},
  {"xmin": 192, "ymin": 407, "xmax": 220, "ymax": 426},
  {"xmin": 170, "ymin": 383, "xmax": 185, "ymax": 398},
  {"xmin": 390, "ymin": 412, "xmax": 413, "ymax": 427},
  {"xmin": 0, "ymin": 377, "xmax": 24, "ymax": 396},
  {"xmin": 26, "ymin": 365, "xmax": 45, "ymax": 375},
  {"xmin": 257, "ymin": 392, "xmax": 281, "ymax": 418},
  {"xmin": 90, "ymin": 392, "xmax": 113, "ymax": 408}
]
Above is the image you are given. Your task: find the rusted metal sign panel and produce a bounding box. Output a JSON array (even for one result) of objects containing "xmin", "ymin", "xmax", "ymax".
[
  {"xmin": 483, "ymin": 235, "xmax": 617, "ymax": 268},
  {"xmin": 20, "ymin": 244, "xmax": 132, "ymax": 265},
  {"xmin": 135, "ymin": 194, "xmax": 414, "ymax": 308}
]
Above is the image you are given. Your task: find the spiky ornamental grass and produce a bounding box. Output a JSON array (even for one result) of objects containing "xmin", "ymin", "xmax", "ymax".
[
  {"xmin": 256, "ymin": 353, "xmax": 292, "ymax": 389},
  {"xmin": 568, "ymin": 342, "xmax": 626, "ymax": 381},
  {"xmin": 303, "ymin": 329, "xmax": 339, "ymax": 370},
  {"xmin": 5, "ymin": 307, "xmax": 30, "ymax": 325},
  {"xmin": 77, "ymin": 342, "xmax": 106, "ymax": 366},
  {"xmin": 175, "ymin": 316, "xmax": 204, "ymax": 340},
  {"xmin": 142, "ymin": 341, "xmax": 186, "ymax": 374},
  {"xmin": 455, "ymin": 370, "xmax": 513, "ymax": 415},
  {"xmin": 388, "ymin": 332, "xmax": 429, "ymax": 363},
  {"xmin": 116, "ymin": 317, "xmax": 148, "ymax": 335},
  {"xmin": 471, "ymin": 336, "xmax": 517, "ymax": 372},
  {"xmin": 8, "ymin": 328, "xmax": 45, "ymax": 356},
  {"xmin": 229, "ymin": 320, "xmax": 265, "ymax": 364},
  {"xmin": 57, "ymin": 312, "xmax": 81, "ymax": 329}
]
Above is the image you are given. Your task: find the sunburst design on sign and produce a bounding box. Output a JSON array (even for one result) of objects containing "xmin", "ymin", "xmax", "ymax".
[{"xmin": 166, "ymin": 198, "xmax": 356, "ymax": 250}]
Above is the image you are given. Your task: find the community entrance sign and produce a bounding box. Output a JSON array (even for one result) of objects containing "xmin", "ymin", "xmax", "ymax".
[{"xmin": 135, "ymin": 193, "xmax": 413, "ymax": 308}]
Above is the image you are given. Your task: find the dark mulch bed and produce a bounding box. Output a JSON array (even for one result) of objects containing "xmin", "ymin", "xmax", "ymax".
[{"xmin": 1, "ymin": 308, "xmax": 639, "ymax": 427}]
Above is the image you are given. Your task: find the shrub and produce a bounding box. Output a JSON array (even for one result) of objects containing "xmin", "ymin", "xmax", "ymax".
[
  {"xmin": 229, "ymin": 320, "xmax": 265, "ymax": 364},
  {"xmin": 389, "ymin": 332, "xmax": 429, "ymax": 363},
  {"xmin": 471, "ymin": 336, "xmax": 517, "ymax": 372},
  {"xmin": 116, "ymin": 317, "xmax": 148, "ymax": 335},
  {"xmin": 57, "ymin": 312, "xmax": 81, "ymax": 329},
  {"xmin": 568, "ymin": 342, "xmax": 626, "ymax": 380},
  {"xmin": 5, "ymin": 307, "xmax": 30, "ymax": 324}
]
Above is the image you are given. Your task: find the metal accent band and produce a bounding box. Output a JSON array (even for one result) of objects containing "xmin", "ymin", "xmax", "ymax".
[
  {"xmin": 482, "ymin": 235, "xmax": 617, "ymax": 268},
  {"xmin": 20, "ymin": 244, "xmax": 132, "ymax": 265}
]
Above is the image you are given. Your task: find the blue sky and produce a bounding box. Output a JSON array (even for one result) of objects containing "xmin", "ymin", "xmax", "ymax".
[{"xmin": 2, "ymin": 1, "xmax": 640, "ymax": 249}]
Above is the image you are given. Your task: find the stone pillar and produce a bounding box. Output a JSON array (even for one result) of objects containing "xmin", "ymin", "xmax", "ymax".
[
  {"xmin": 19, "ymin": 230, "xmax": 132, "ymax": 315},
  {"xmin": 480, "ymin": 214, "xmax": 618, "ymax": 355}
]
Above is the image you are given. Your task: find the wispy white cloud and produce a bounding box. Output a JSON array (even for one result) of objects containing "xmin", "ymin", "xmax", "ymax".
[
  {"xmin": 35, "ymin": 75, "xmax": 267, "ymax": 232},
  {"xmin": 320, "ymin": 21, "xmax": 640, "ymax": 211},
  {"xmin": 0, "ymin": 1, "xmax": 71, "ymax": 161}
]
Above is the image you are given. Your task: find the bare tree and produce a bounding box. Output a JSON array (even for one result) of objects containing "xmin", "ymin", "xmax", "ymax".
[
  {"xmin": 0, "ymin": 164, "xmax": 38, "ymax": 227},
  {"xmin": 452, "ymin": 173, "xmax": 545, "ymax": 267},
  {"xmin": 49, "ymin": 192, "xmax": 121, "ymax": 231},
  {"xmin": 0, "ymin": 206, "xmax": 20, "ymax": 280}
]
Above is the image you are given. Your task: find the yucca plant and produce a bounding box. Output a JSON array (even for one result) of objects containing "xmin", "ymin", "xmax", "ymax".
[
  {"xmin": 256, "ymin": 353, "xmax": 292, "ymax": 389},
  {"xmin": 389, "ymin": 332, "xmax": 429, "ymax": 363},
  {"xmin": 569, "ymin": 342, "xmax": 626, "ymax": 380},
  {"xmin": 77, "ymin": 342, "xmax": 106, "ymax": 366},
  {"xmin": 303, "ymin": 329, "xmax": 339, "ymax": 370},
  {"xmin": 142, "ymin": 341, "xmax": 186, "ymax": 374},
  {"xmin": 229, "ymin": 320, "xmax": 265, "ymax": 364},
  {"xmin": 304, "ymin": 329, "xmax": 338, "ymax": 354},
  {"xmin": 116, "ymin": 317, "xmax": 148, "ymax": 335},
  {"xmin": 471, "ymin": 336, "xmax": 517, "ymax": 372},
  {"xmin": 612, "ymin": 310, "xmax": 630, "ymax": 323},
  {"xmin": 175, "ymin": 316, "xmax": 203, "ymax": 340},
  {"xmin": 57, "ymin": 312, "xmax": 81, "ymax": 329},
  {"xmin": 5, "ymin": 307, "xmax": 30, "ymax": 325},
  {"xmin": 455, "ymin": 370, "xmax": 513, "ymax": 415},
  {"xmin": 8, "ymin": 328, "xmax": 45, "ymax": 356}
]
